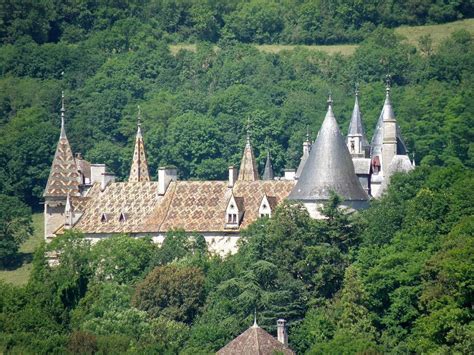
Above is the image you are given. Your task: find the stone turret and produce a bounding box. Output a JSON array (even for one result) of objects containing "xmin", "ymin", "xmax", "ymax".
[
  {"xmin": 346, "ymin": 88, "xmax": 369, "ymax": 158},
  {"xmin": 289, "ymin": 95, "xmax": 368, "ymax": 218},
  {"xmin": 43, "ymin": 92, "xmax": 81, "ymax": 240},
  {"xmin": 129, "ymin": 106, "xmax": 150, "ymax": 182},
  {"xmin": 262, "ymin": 151, "xmax": 274, "ymax": 180},
  {"xmin": 381, "ymin": 84, "xmax": 397, "ymax": 182},
  {"xmin": 295, "ymin": 129, "xmax": 311, "ymax": 179},
  {"xmin": 238, "ymin": 129, "xmax": 259, "ymax": 181},
  {"xmin": 370, "ymin": 82, "xmax": 412, "ymax": 198}
]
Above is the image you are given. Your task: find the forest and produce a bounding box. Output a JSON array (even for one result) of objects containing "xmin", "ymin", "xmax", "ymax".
[{"xmin": 0, "ymin": 0, "xmax": 473, "ymax": 353}]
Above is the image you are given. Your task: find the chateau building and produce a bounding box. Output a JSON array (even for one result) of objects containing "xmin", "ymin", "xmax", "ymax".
[{"xmin": 44, "ymin": 85, "xmax": 413, "ymax": 255}]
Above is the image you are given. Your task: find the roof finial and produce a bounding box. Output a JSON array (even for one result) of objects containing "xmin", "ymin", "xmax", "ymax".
[
  {"xmin": 306, "ymin": 125, "xmax": 310, "ymax": 142},
  {"xmin": 327, "ymin": 91, "xmax": 333, "ymax": 107},
  {"xmin": 60, "ymin": 91, "xmax": 66, "ymax": 138},
  {"xmin": 137, "ymin": 105, "xmax": 141, "ymax": 127},
  {"xmin": 385, "ymin": 74, "xmax": 391, "ymax": 97},
  {"xmin": 253, "ymin": 308, "xmax": 258, "ymax": 328},
  {"xmin": 246, "ymin": 116, "xmax": 251, "ymax": 144},
  {"xmin": 355, "ymin": 83, "xmax": 360, "ymax": 98}
]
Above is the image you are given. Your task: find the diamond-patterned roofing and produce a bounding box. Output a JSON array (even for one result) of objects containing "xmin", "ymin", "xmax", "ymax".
[
  {"xmin": 217, "ymin": 324, "xmax": 295, "ymax": 355},
  {"xmin": 74, "ymin": 182, "xmax": 160, "ymax": 233},
  {"xmin": 74, "ymin": 179, "xmax": 295, "ymax": 235},
  {"xmin": 43, "ymin": 134, "xmax": 81, "ymax": 197}
]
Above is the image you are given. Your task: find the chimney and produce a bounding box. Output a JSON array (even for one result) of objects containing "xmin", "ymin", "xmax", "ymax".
[
  {"xmin": 101, "ymin": 172, "xmax": 115, "ymax": 191},
  {"xmin": 277, "ymin": 319, "xmax": 288, "ymax": 345},
  {"xmin": 158, "ymin": 166, "xmax": 177, "ymax": 195},
  {"xmin": 90, "ymin": 164, "xmax": 106, "ymax": 184},
  {"xmin": 228, "ymin": 166, "xmax": 238, "ymax": 187},
  {"xmin": 284, "ymin": 169, "xmax": 296, "ymax": 180}
]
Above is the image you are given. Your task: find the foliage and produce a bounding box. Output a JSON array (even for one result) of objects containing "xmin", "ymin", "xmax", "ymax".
[
  {"xmin": 0, "ymin": 194, "xmax": 32, "ymax": 266},
  {"xmin": 90, "ymin": 234, "xmax": 156, "ymax": 285},
  {"xmin": 133, "ymin": 264, "xmax": 205, "ymax": 324}
]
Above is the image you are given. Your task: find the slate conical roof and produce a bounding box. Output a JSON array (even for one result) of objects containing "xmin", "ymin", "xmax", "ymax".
[
  {"xmin": 370, "ymin": 87, "xmax": 408, "ymax": 157},
  {"xmin": 347, "ymin": 91, "xmax": 369, "ymax": 147},
  {"xmin": 43, "ymin": 92, "xmax": 81, "ymax": 198},
  {"xmin": 289, "ymin": 98, "xmax": 368, "ymax": 201},
  {"xmin": 262, "ymin": 151, "xmax": 274, "ymax": 180},
  {"xmin": 238, "ymin": 135, "xmax": 259, "ymax": 181},
  {"xmin": 129, "ymin": 107, "xmax": 150, "ymax": 182},
  {"xmin": 217, "ymin": 322, "xmax": 294, "ymax": 355}
]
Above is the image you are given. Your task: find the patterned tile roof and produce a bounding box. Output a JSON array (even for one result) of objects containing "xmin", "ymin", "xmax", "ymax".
[
  {"xmin": 217, "ymin": 324, "xmax": 295, "ymax": 355},
  {"xmin": 73, "ymin": 179, "xmax": 295, "ymax": 235},
  {"xmin": 43, "ymin": 134, "xmax": 81, "ymax": 197},
  {"xmin": 74, "ymin": 182, "xmax": 160, "ymax": 234}
]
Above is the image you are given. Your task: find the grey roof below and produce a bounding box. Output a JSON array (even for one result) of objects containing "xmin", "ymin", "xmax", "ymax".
[
  {"xmin": 352, "ymin": 158, "xmax": 372, "ymax": 175},
  {"xmin": 289, "ymin": 105, "xmax": 369, "ymax": 202}
]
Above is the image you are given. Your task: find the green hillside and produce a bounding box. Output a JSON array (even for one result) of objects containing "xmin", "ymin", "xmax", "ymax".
[{"xmin": 171, "ymin": 19, "xmax": 474, "ymax": 56}]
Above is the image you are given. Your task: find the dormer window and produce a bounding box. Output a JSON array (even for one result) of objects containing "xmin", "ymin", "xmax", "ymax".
[
  {"xmin": 259, "ymin": 195, "xmax": 276, "ymax": 219},
  {"xmin": 119, "ymin": 212, "xmax": 127, "ymax": 223},
  {"xmin": 100, "ymin": 213, "xmax": 108, "ymax": 223},
  {"xmin": 225, "ymin": 194, "xmax": 244, "ymax": 228}
]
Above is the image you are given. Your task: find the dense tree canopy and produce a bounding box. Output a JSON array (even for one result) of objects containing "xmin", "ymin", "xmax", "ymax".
[{"xmin": 0, "ymin": 1, "xmax": 473, "ymax": 353}]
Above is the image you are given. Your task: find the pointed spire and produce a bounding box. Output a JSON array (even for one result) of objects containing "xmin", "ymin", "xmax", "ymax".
[
  {"xmin": 129, "ymin": 106, "xmax": 150, "ymax": 182},
  {"xmin": 289, "ymin": 98, "xmax": 368, "ymax": 202},
  {"xmin": 60, "ymin": 91, "xmax": 66, "ymax": 138},
  {"xmin": 262, "ymin": 150, "xmax": 274, "ymax": 180},
  {"xmin": 238, "ymin": 118, "xmax": 259, "ymax": 181},
  {"xmin": 43, "ymin": 92, "xmax": 81, "ymax": 198},
  {"xmin": 383, "ymin": 75, "xmax": 396, "ymax": 122},
  {"xmin": 347, "ymin": 85, "xmax": 369, "ymax": 149},
  {"xmin": 65, "ymin": 192, "xmax": 72, "ymax": 213}
]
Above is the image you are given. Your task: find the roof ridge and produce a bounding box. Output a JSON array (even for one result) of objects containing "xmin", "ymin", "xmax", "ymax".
[{"xmin": 157, "ymin": 181, "xmax": 177, "ymax": 232}]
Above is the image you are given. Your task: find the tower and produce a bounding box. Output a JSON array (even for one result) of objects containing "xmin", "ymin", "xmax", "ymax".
[
  {"xmin": 262, "ymin": 151, "xmax": 274, "ymax": 180},
  {"xmin": 129, "ymin": 106, "xmax": 150, "ymax": 182},
  {"xmin": 238, "ymin": 120, "xmax": 259, "ymax": 181},
  {"xmin": 381, "ymin": 82, "xmax": 397, "ymax": 182},
  {"xmin": 295, "ymin": 128, "xmax": 311, "ymax": 179},
  {"xmin": 289, "ymin": 95, "xmax": 368, "ymax": 218},
  {"xmin": 346, "ymin": 87, "xmax": 369, "ymax": 158},
  {"xmin": 43, "ymin": 92, "xmax": 81, "ymax": 240}
]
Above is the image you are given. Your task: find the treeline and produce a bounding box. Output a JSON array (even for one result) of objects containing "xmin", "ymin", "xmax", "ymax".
[
  {"xmin": 1, "ymin": 0, "xmax": 473, "ymax": 45},
  {"xmin": 0, "ymin": 164, "xmax": 472, "ymax": 353},
  {"xmin": 0, "ymin": 27, "xmax": 472, "ymax": 209}
]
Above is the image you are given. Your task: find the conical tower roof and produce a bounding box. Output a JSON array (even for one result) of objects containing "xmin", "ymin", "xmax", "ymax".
[
  {"xmin": 43, "ymin": 92, "xmax": 81, "ymax": 198},
  {"xmin": 238, "ymin": 134, "xmax": 259, "ymax": 181},
  {"xmin": 347, "ymin": 90, "xmax": 369, "ymax": 147},
  {"xmin": 129, "ymin": 106, "xmax": 150, "ymax": 182},
  {"xmin": 262, "ymin": 151, "xmax": 274, "ymax": 180},
  {"xmin": 370, "ymin": 86, "xmax": 408, "ymax": 157},
  {"xmin": 289, "ymin": 97, "xmax": 368, "ymax": 201}
]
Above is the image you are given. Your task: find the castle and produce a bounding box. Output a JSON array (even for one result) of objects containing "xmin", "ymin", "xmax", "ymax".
[{"xmin": 43, "ymin": 84, "xmax": 413, "ymax": 255}]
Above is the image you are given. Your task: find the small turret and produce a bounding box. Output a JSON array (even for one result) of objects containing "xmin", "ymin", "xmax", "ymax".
[
  {"xmin": 381, "ymin": 81, "xmax": 397, "ymax": 181},
  {"xmin": 262, "ymin": 151, "xmax": 274, "ymax": 180},
  {"xmin": 346, "ymin": 86, "xmax": 369, "ymax": 158},
  {"xmin": 129, "ymin": 106, "xmax": 150, "ymax": 182},
  {"xmin": 238, "ymin": 119, "xmax": 259, "ymax": 181},
  {"xmin": 295, "ymin": 128, "xmax": 311, "ymax": 179}
]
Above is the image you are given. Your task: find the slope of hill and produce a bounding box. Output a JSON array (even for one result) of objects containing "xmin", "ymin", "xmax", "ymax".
[{"xmin": 170, "ymin": 19, "xmax": 474, "ymax": 56}]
